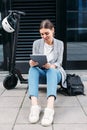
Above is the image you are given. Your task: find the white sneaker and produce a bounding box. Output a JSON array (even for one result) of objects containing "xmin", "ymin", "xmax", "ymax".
[
  {"xmin": 41, "ymin": 108, "xmax": 54, "ymax": 126},
  {"xmin": 29, "ymin": 105, "xmax": 41, "ymax": 123}
]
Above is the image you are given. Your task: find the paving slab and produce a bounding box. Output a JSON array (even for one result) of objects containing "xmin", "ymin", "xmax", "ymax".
[
  {"xmin": 82, "ymin": 107, "xmax": 87, "ymax": 115},
  {"xmin": 53, "ymin": 124, "xmax": 87, "ymax": 130},
  {"xmin": 54, "ymin": 107, "xmax": 87, "ymax": 124},
  {"xmin": 0, "ymin": 108, "xmax": 19, "ymax": 124},
  {"xmin": 0, "ymin": 125, "xmax": 13, "ymax": 130},
  {"xmin": 55, "ymin": 96, "xmax": 80, "ymax": 107},
  {"xmin": 1, "ymin": 88, "xmax": 27, "ymax": 97},
  {"xmin": 13, "ymin": 124, "xmax": 52, "ymax": 130},
  {"xmin": 0, "ymin": 97, "xmax": 24, "ymax": 108},
  {"xmin": 15, "ymin": 107, "xmax": 29, "ymax": 124},
  {"xmin": 77, "ymin": 96, "xmax": 87, "ymax": 107}
]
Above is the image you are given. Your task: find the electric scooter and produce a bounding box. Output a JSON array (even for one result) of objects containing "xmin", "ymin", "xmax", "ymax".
[{"xmin": 2, "ymin": 10, "xmax": 28, "ymax": 90}]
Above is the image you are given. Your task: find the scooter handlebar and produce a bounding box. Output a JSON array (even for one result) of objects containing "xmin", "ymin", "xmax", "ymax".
[{"xmin": 8, "ymin": 10, "xmax": 26, "ymax": 16}]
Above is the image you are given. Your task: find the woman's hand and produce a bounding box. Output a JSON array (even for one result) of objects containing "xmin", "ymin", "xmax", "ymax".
[
  {"xmin": 43, "ymin": 63, "xmax": 56, "ymax": 69},
  {"xmin": 29, "ymin": 60, "xmax": 39, "ymax": 67}
]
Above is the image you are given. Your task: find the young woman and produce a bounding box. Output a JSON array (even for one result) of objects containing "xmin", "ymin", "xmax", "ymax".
[{"xmin": 28, "ymin": 19, "xmax": 67, "ymax": 126}]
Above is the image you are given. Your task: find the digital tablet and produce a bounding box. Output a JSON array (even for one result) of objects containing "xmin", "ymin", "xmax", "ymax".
[{"xmin": 30, "ymin": 54, "xmax": 47, "ymax": 67}]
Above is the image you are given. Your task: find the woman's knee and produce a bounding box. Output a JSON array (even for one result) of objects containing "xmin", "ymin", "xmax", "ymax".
[
  {"xmin": 47, "ymin": 68, "xmax": 57, "ymax": 75},
  {"xmin": 29, "ymin": 67, "xmax": 39, "ymax": 74}
]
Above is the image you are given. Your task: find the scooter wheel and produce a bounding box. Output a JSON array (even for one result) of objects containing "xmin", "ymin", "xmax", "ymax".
[{"xmin": 3, "ymin": 74, "xmax": 18, "ymax": 90}]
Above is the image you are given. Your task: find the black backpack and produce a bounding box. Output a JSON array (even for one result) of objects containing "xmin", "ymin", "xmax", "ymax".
[
  {"xmin": 66, "ymin": 74, "xmax": 85, "ymax": 96},
  {"xmin": 58, "ymin": 74, "xmax": 85, "ymax": 96}
]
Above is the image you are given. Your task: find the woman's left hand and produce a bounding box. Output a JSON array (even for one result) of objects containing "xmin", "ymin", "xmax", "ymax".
[{"xmin": 43, "ymin": 63, "xmax": 56, "ymax": 69}]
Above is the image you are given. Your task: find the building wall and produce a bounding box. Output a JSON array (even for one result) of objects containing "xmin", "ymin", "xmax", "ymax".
[
  {"xmin": 66, "ymin": 0, "xmax": 87, "ymax": 69},
  {"xmin": 0, "ymin": 0, "xmax": 87, "ymax": 71}
]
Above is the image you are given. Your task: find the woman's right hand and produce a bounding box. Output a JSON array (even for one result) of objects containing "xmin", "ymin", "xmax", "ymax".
[{"xmin": 29, "ymin": 60, "xmax": 39, "ymax": 67}]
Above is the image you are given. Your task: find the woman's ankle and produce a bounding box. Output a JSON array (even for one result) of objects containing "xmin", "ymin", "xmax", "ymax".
[
  {"xmin": 47, "ymin": 96, "xmax": 55, "ymax": 109},
  {"xmin": 31, "ymin": 96, "xmax": 39, "ymax": 106}
]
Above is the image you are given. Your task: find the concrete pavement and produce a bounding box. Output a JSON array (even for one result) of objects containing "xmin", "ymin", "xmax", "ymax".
[{"xmin": 0, "ymin": 70, "xmax": 87, "ymax": 130}]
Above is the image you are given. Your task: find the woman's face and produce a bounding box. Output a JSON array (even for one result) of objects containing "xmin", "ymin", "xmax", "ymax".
[{"xmin": 39, "ymin": 28, "xmax": 54, "ymax": 44}]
